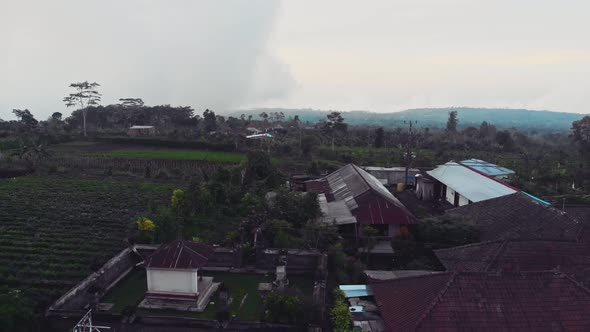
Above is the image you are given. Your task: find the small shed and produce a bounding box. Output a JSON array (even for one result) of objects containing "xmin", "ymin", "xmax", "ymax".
[
  {"xmin": 128, "ymin": 125, "xmax": 156, "ymax": 137},
  {"xmin": 145, "ymin": 240, "xmax": 214, "ymax": 300},
  {"xmin": 363, "ymin": 167, "xmax": 420, "ymax": 187}
]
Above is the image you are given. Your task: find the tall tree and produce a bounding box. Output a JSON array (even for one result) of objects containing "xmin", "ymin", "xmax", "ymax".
[
  {"xmin": 323, "ymin": 111, "xmax": 347, "ymax": 151},
  {"xmin": 12, "ymin": 109, "xmax": 38, "ymax": 128},
  {"xmin": 51, "ymin": 112, "xmax": 62, "ymax": 121},
  {"xmin": 294, "ymin": 115, "xmax": 302, "ymax": 153},
  {"xmin": 203, "ymin": 109, "xmax": 217, "ymax": 133},
  {"xmin": 374, "ymin": 127, "xmax": 384, "ymax": 148},
  {"xmin": 118, "ymin": 98, "xmax": 144, "ymax": 107},
  {"xmin": 571, "ymin": 116, "xmax": 590, "ymax": 149},
  {"xmin": 446, "ymin": 110, "xmax": 458, "ymax": 132},
  {"xmin": 63, "ymin": 81, "xmax": 101, "ymax": 136}
]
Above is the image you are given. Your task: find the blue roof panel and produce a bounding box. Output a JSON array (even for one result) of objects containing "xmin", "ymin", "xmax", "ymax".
[
  {"xmin": 339, "ymin": 285, "xmax": 373, "ymax": 298},
  {"xmin": 461, "ymin": 159, "xmax": 515, "ymax": 177}
]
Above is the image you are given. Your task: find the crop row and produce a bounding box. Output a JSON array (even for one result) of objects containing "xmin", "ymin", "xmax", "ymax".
[{"xmin": 0, "ymin": 176, "xmax": 173, "ymax": 310}]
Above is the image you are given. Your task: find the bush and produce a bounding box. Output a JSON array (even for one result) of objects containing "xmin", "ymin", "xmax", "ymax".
[
  {"xmin": 415, "ymin": 214, "xmax": 479, "ymax": 247},
  {"xmin": 262, "ymin": 291, "xmax": 303, "ymax": 324},
  {"xmin": 331, "ymin": 289, "xmax": 353, "ymax": 332}
]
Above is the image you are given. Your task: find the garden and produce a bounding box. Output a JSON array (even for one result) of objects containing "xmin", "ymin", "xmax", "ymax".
[
  {"xmin": 104, "ymin": 270, "xmax": 315, "ymax": 322},
  {"xmin": 0, "ymin": 176, "xmax": 174, "ymax": 310}
]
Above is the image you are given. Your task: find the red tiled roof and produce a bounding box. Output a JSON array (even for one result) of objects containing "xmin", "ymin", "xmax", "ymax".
[
  {"xmin": 448, "ymin": 192, "xmax": 582, "ymax": 241},
  {"xmin": 145, "ymin": 240, "xmax": 214, "ymax": 269},
  {"xmin": 370, "ymin": 271, "xmax": 590, "ymax": 332},
  {"xmin": 435, "ymin": 240, "xmax": 590, "ymax": 286}
]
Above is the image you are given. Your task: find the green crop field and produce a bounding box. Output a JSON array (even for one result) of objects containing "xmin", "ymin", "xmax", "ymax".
[
  {"xmin": 101, "ymin": 149, "xmax": 246, "ymax": 163},
  {"xmin": 0, "ymin": 176, "xmax": 174, "ymax": 309}
]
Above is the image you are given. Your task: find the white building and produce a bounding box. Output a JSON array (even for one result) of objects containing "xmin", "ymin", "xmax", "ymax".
[
  {"xmin": 427, "ymin": 161, "xmax": 517, "ymax": 207},
  {"xmin": 144, "ymin": 240, "xmax": 214, "ymax": 300}
]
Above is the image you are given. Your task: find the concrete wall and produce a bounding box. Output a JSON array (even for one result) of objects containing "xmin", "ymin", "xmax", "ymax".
[
  {"xmin": 48, "ymin": 247, "xmax": 138, "ymax": 312},
  {"xmin": 147, "ymin": 269, "xmax": 198, "ymax": 295},
  {"xmin": 256, "ymin": 249, "xmax": 321, "ymax": 275},
  {"xmin": 459, "ymin": 194, "xmax": 470, "ymax": 206},
  {"xmin": 207, "ymin": 247, "xmax": 241, "ymax": 268}
]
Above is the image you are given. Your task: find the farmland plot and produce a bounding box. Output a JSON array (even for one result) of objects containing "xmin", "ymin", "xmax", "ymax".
[{"xmin": 0, "ymin": 176, "xmax": 173, "ymax": 309}]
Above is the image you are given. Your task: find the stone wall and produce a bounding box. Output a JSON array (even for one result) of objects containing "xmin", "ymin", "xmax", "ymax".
[
  {"xmin": 48, "ymin": 247, "xmax": 139, "ymax": 313},
  {"xmin": 256, "ymin": 248, "xmax": 322, "ymax": 275},
  {"xmin": 207, "ymin": 247, "xmax": 242, "ymax": 268}
]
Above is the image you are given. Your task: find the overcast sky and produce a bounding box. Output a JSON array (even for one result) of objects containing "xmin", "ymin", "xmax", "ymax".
[{"xmin": 1, "ymin": 0, "xmax": 589, "ymax": 120}]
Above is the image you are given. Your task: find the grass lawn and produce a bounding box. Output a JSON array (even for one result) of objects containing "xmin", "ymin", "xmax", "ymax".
[
  {"xmin": 102, "ymin": 269, "xmax": 147, "ymax": 313},
  {"xmin": 135, "ymin": 272, "xmax": 273, "ymax": 321},
  {"xmin": 102, "ymin": 149, "xmax": 245, "ymax": 163},
  {"xmin": 100, "ymin": 269, "xmax": 314, "ymax": 322}
]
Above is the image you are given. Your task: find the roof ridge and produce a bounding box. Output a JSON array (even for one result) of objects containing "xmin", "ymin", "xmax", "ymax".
[
  {"xmin": 415, "ymin": 271, "xmax": 458, "ymax": 329},
  {"xmin": 369, "ymin": 271, "xmax": 453, "ymax": 285},
  {"xmin": 182, "ymin": 242, "xmax": 209, "ymax": 261},
  {"xmin": 434, "ymin": 239, "xmax": 503, "ymax": 254},
  {"xmin": 562, "ymin": 271, "xmax": 590, "ymax": 295},
  {"xmin": 349, "ymin": 163, "xmax": 372, "ymax": 193},
  {"xmin": 483, "ymin": 239, "xmax": 509, "ymax": 271}
]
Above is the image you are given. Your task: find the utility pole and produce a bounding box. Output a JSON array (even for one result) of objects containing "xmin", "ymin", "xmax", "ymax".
[{"xmin": 404, "ymin": 120, "xmax": 417, "ymax": 188}]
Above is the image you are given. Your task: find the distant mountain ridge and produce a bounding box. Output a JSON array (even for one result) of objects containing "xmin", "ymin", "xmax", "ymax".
[{"xmin": 226, "ymin": 107, "xmax": 584, "ymax": 131}]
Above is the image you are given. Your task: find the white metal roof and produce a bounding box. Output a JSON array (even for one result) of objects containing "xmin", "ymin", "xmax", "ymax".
[
  {"xmin": 129, "ymin": 125, "xmax": 154, "ymax": 129},
  {"xmin": 427, "ymin": 161, "xmax": 517, "ymax": 203}
]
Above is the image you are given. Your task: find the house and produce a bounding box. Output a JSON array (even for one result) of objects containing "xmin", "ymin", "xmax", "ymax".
[
  {"xmin": 246, "ymin": 126, "xmax": 261, "ymax": 134},
  {"xmin": 369, "ymin": 271, "xmax": 590, "ymax": 331},
  {"xmin": 305, "ymin": 164, "xmax": 416, "ymax": 237},
  {"xmin": 128, "ymin": 125, "xmax": 156, "ymax": 137},
  {"xmin": 144, "ymin": 240, "xmax": 215, "ymax": 300},
  {"xmin": 459, "ymin": 159, "xmax": 515, "ymax": 179},
  {"xmin": 434, "ymin": 239, "xmax": 590, "ymax": 286},
  {"xmin": 426, "ymin": 161, "xmax": 518, "ymax": 207},
  {"xmin": 362, "ymin": 167, "xmax": 420, "ymax": 187},
  {"xmin": 289, "ymin": 174, "xmax": 322, "ymax": 191},
  {"xmin": 447, "ymin": 192, "xmax": 583, "ymax": 242}
]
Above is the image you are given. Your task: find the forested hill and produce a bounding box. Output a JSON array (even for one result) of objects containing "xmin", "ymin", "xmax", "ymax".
[{"xmin": 228, "ymin": 107, "xmax": 583, "ymax": 131}]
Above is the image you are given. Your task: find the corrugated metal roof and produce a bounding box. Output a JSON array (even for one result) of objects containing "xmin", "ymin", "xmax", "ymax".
[
  {"xmin": 339, "ymin": 285, "xmax": 373, "ymax": 298},
  {"xmin": 460, "ymin": 159, "xmax": 515, "ymax": 177},
  {"xmin": 318, "ymin": 194, "xmax": 357, "ymax": 225},
  {"xmin": 307, "ymin": 164, "xmax": 416, "ymax": 225},
  {"xmin": 427, "ymin": 162, "xmax": 517, "ymax": 202},
  {"xmin": 364, "ymin": 166, "xmax": 420, "ymax": 172}
]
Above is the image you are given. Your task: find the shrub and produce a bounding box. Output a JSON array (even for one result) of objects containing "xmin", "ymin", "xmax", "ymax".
[{"xmin": 331, "ymin": 289, "xmax": 353, "ymax": 332}]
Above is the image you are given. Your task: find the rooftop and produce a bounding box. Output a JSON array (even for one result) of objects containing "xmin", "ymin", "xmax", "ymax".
[
  {"xmin": 427, "ymin": 161, "xmax": 517, "ymax": 203},
  {"xmin": 308, "ymin": 164, "xmax": 416, "ymax": 225},
  {"xmin": 146, "ymin": 240, "xmax": 215, "ymax": 270},
  {"xmin": 460, "ymin": 159, "xmax": 515, "ymax": 177},
  {"xmin": 435, "ymin": 239, "xmax": 590, "ymax": 286},
  {"xmin": 447, "ymin": 192, "xmax": 582, "ymax": 242},
  {"xmin": 370, "ymin": 271, "xmax": 590, "ymax": 332},
  {"xmin": 318, "ymin": 193, "xmax": 357, "ymax": 225}
]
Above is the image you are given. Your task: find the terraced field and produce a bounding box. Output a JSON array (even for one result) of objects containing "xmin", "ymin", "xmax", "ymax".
[{"xmin": 0, "ymin": 176, "xmax": 174, "ymax": 309}]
